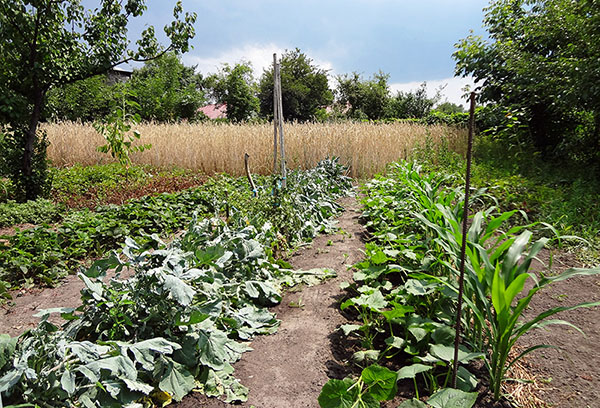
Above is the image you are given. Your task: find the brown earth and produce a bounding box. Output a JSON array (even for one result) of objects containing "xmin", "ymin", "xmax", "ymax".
[
  {"xmin": 517, "ymin": 250, "xmax": 600, "ymax": 408},
  {"xmin": 1, "ymin": 197, "xmax": 599, "ymax": 408},
  {"xmin": 175, "ymin": 196, "xmax": 367, "ymax": 408}
]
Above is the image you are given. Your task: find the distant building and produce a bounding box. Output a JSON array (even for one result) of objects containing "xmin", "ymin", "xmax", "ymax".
[
  {"xmin": 199, "ymin": 103, "xmax": 227, "ymax": 119},
  {"xmin": 107, "ymin": 67, "xmax": 133, "ymax": 84}
]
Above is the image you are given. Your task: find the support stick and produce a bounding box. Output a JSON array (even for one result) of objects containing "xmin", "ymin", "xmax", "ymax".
[
  {"xmin": 244, "ymin": 153, "xmax": 257, "ymax": 197},
  {"xmin": 276, "ymin": 61, "xmax": 287, "ymax": 188},
  {"xmin": 451, "ymin": 92, "xmax": 476, "ymax": 387},
  {"xmin": 272, "ymin": 53, "xmax": 279, "ymax": 174}
]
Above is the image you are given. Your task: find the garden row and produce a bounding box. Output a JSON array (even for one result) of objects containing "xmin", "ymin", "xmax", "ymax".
[
  {"xmin": 0, "ymin": 158, "xmax": 353, "ymax": 407},
  {"xmin": 0, "ymin": 179, "xmax": 220, "ymax": 298},
  {"xmin": 318, "ymin": 161, "xmax": 600, "ymax": 407}
]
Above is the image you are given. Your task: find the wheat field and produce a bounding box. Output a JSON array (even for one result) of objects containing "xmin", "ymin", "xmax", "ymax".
[{"xmin": 43, "ymin": 121, "xmax": 467, "ymax": 179}]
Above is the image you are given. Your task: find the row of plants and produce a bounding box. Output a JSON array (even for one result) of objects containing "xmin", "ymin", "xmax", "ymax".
[
  {"xmin": 0, "ymin": 183, "xmax": 219, "ymax": 297},
  {"xmin": 319, "ymin": 161, "xmax": 599, "ymax": 407},
  {"xmin": 0, "ymin": 158, "xmax": 353, "ymax": 407},
  {"xmin": 0, "ymin": 199, "xmax": 64, "ymax": 229},
  {"xmin": 0, "ymin": 157, "xmax": 348, "ymax": 297}
]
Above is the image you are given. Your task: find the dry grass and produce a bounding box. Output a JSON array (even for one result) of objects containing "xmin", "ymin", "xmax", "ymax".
[
  {"xmin": 503, "ymin": 347, "xmax": 551, "ymax": 408},
  {"xmin": 43, "ymin": 121, "xmax": 467, "ymax": 179}
]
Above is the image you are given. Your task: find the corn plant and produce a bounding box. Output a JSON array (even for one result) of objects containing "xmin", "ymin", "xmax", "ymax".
[{"xmin": 415, "ymin": 208, "xmax": 600, "ymax": 400}]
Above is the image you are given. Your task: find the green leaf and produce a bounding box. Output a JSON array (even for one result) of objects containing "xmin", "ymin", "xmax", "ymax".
[
  {"xmin": 340, "ymin": 324, "xmax": 363, "ymax": 336},
  {"xmin": 397, "ymin": 364, "xmax": 432, "ymax": 380},
  {"xmin": 163, "ymin": 274, "xmax": 196, "ymax": 306},
  {"xmin": 397, "ymin": 399, "xmax": 428, "ymax": 408},
  {"xmin": 431, "ymin": 326, "xmax": 455, "ymax": 346},
  {"xmin": 361, "ymin": 364, "xmax": 398, "ymax": 401},
  {"xmin": 381, "ymin": 304, "xmax": 414, "ymax": 322},
  {"xmin": 455, "ymin": 366, "xmax": 478, "ymax": 392},
  {"xmin": 429, "ymin": 344, "xmax": 483, "ymax": 364},
  {"xmin": 318, "ymin": 378, "xmax": 360, "ymax": 408},
  {"xmin": 60, "ymin": 370, "xmax": 76, "ymax": 396},
  {"xmin": 197, "ymin": 329, "xmax": 229, "ymax": 370},
  {"xmin": 427, "ymin": 388, "xmax": 478, "ymax": 408},
  {"xmin": 123, "ymin": 378, "xmax": 154, "ymax": 395},
  {"xmin": 353, "ymin": 289, "xmax": 387, "ymax": 311},
  {"xmin": 371, "ymin": 250, "xmax": 389, "ymax": 265},
  {"xmin": 159, "ymin": 360, "xmax": 195, "ymax": 401},
  {"xmin": 0, "ymin": 334, "xmax": 17, "ymax": 371},
  {"xmin": 384, "ymin": 336, "xmax": 406, "ymax": 350},
  {"xmin": 352, "ymin": 350, "xmax": 380, "ymax": 364}
]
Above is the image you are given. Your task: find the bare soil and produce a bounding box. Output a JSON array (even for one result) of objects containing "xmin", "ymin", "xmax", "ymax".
[
  {"xmin": 517, "ymin": 250, "xmax": 600, "ymax": 408},
  {"xmin": 175, "ymin": 196, "xmax": 367, "ymax": 408},
  {"xmin": 1, "ymin": 197, "xmax": 599, "ymax": 408}
]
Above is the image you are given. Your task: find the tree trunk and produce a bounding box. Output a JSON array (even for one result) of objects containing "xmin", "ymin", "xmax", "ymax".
[{"xmin": 22, "ymin": 88, "xmax": 44, "ymax": 201}]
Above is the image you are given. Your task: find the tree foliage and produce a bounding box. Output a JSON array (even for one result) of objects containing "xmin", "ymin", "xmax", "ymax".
[
  {"xmin": 335, "ymin": 71, "xmax": 390, "ymax": 120},
  {"xmin": 128, "ymin": 53, "xmax": 205, "ymax": 122},
  {"xmin": 387, "ymin": 83, "xmax": 439, "ymax": 119},
  {"xmin": 0, "ymin": 0, "xmax": 196, "ymax": 200},
  {"xmin": 44, "ymin": 75, "xmax": 116, "ymax": 122},
  {"xmin": 454, "ymin": 0, "xmax": 600, "ymax": 162},
  {"xmin": 258, "ymin": 49, "xmax": 333, "ymax": 122},
  {"xmin": 206, "ymin": 62, "xmax": 260, "ymax": 122}
]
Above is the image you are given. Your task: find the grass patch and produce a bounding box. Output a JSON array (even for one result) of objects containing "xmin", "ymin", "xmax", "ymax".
[{"xmin": 412, "ymin": 135, "xmax": 600, "ymax": 258}]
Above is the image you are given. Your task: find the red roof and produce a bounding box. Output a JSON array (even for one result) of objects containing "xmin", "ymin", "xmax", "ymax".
[{"xmin": 199, "ymin": 104, "xmax": 227, "ymax": 119}]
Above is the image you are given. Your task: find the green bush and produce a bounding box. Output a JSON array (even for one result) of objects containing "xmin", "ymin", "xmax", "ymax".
[{"xmin": 0, "ymin": 199, "xmax": 63, "ymax": 228}]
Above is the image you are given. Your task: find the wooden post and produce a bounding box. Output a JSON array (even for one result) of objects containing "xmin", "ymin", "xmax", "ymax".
[
  {"xmin": 451, "ymin": 92, "xmax": 476, "ymax": 388},
  {"xmin": 276, "ymin": 61, "xmax": 287, "ymax": 188},
  {"xmin": 244, "ymin": 153, "xmax": 257, "ymax": 197},
  {"xmin": 272, "ymin": 53, "xmax": 279, "ymax": 175}
]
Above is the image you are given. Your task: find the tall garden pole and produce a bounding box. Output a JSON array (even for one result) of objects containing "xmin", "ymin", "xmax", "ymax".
[
  {"xmin": 272, "ymin": 53, "xmax": 279, "ymax": 174},
  {"xmin": 451, "ymin": 92, "xmax": 476, "ymax": 387},
  {"xmin": 276, "ymin": 60, "xmax": 287, "ymax": 188}
]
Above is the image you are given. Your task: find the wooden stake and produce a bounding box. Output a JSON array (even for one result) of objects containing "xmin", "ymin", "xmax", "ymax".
[
  {"xmin": 451, "ymin": 92, "xmax": 476, "ymax": 388},
  {"xmin": 272, "ymin": 53, "xmax": 279, "ymax": 174},
  {"xmin": 276, "ymin": 61, "xmax": 287, "ymax": 188},
  {"xmin": 244, "ymin": 153, "xmax": 257, "ymax": 197}
]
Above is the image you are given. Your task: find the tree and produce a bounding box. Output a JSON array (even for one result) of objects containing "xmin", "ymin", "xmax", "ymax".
[
  {"xmin": 0, "ymin": 0, "xmax": 196, "ymax": 200},
  {"xmin": 454, "ymin": 0, "xmax": 600, "ymax": 161},
  {"xmin": 43, "ymin": 74, "xmax": 117, "ymax": 122},
  {"xmin": 258, "ymin": 48, "xmax": 333, "ymax": 122},
  {"xmin": 386, "ymin": 82, "xmax": 438, "ymax": 119},
  {"xmin": 206, "ymin": 62, "xmax": 260, "ymax": 122},
  {"xmin": 335, "ymin": 71, "xmax": 390, "ymax": 120},
  {"xmin": 435, "ymin": 102, "xmax": 465, "ymax": 115},
  {"xmin": 128, "ymin": 53, "xmax": 205, "ymax": 122}
]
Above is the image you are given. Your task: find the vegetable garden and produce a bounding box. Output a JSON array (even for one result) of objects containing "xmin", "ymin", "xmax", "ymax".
[{"xmin": 1, "ymin": 154, "xmax": 599, "ymax": 408}]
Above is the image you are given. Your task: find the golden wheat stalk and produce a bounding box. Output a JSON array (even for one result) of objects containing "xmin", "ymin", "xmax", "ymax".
[{"xmin": 43, "ymin": 121, "xmax": 467, "ymax": 179}]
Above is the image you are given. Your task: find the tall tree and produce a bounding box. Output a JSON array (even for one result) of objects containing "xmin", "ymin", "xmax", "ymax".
[
  {"xmin": 258, "ymin": 48, "xmax": 333, "ymax": 122},
  {"xmin": 386, "ymin": 82, "xmax": 438, "ymax": 119},
  {"xmin": 0, "ymin": 0, "xmax": 196, "ymax": 200},
  {"xmin": 206, "ymin": 62, "xmax": 260, "ymax": 122},
  {"xmin": 128, "ymin": 53, "xmax": 205, "ymax": 122},
  {"xmin": 454, "ymin": 0, "xmax": 600, "ymax": 161},
  {"xmin": 335, "ymin": 71, "xmax": 390, "ymax": 120}
]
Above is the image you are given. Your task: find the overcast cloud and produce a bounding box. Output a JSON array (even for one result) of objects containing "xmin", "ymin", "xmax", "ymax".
[{"xmin": 127, "ymin": 0, "xmax": 489, "ymax": 106}]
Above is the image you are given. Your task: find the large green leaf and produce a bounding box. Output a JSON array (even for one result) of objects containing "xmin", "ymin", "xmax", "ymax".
[
  {"xmin": 361, "ymin": 364, "xmax": 398, "ymax": 401},
  {"xmin": 158, "ymin": 360, "xmax": 195, "ymax": 401},
  {"xmin": 397, "ymin": 399, "xmax": 428, "ymax": 408},
  {"xmin": 162, "ymin": 274, "xmax": 196, "ymax": 306},
  {"xmin": 318, "ymin": 378, "xmax": 360, "ymax": 408},
  {"xmin": 0, "ymin": 334, "xmax": 17, "ymax": 371},
  {"xmin": 427, "ymin": 388, "xmax": 478, "ymax": 408},
  {"xmin": 197, "ymin": 329, "xmax": 229, "ymax": 370},
  {"xmin": 397, "ymin": 363, "xmax": 432, "ymax": 380},
  {"xmin": 429, "ymin": 344, "xmax": 483, "ymax": 364}
]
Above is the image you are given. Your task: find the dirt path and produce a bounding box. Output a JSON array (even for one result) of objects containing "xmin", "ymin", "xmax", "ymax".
[
  {"xmin": 176, "ymin": 196, "xmax": 366, "ymax": 408},
  {"xmin": 519, "ymin": 251, "xmax": 600, "ymax": 408}
]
